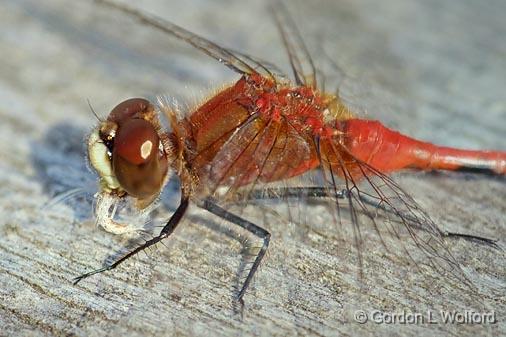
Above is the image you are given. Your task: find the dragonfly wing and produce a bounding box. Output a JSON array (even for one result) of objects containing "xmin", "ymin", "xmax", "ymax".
[
  {"xmin": 317, "ymin": 138, "xmax": 474, "ymax": 287},
  {"xmin": 98, "ymin": 0, "xmax": 282, "ymax": 81},
  {"xmin": 271, "ymin": 2, "xmax": 318, "ymax": 89},
  {"xmin": 194, "ymin": 113, "xmax": 317, "ymax": 201}
]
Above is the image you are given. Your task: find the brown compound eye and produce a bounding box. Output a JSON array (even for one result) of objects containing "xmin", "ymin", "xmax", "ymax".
[
  {"xmin": 108, "ymin": 99, "xmax": 168, "ymax": 200},
  {"xmin": 114, "ymin": 119, "xmax": 159, "ymax": 165},
  {"xmin": 108, "ymin": 98, "xmax": 152, "ymax": 124}
]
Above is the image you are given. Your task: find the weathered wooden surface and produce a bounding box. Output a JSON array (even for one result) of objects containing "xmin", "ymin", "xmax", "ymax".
[{"xmin": 0, "ymin": 0, "xmax": 504, "ymax": 336}]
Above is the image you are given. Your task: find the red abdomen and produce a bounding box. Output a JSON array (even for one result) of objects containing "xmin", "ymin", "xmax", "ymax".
[{"xmin": 340, "ymin": 119, "xmax": 506, "ymax": 175}]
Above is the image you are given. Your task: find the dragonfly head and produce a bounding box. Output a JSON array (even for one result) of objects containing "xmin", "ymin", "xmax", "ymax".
[{"xmin": 88, "ymin": 98, "xmax": 170, "ymax": 208}]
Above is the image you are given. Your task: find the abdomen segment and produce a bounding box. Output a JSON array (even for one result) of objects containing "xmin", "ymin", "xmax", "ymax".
[{"xmin": 340, "ymin": 119, "xmax": 506, "ymax": 175}]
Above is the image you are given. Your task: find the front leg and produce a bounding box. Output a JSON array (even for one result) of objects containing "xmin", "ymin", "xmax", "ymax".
[{"xmin": 73, "ymin": 197, "xmax": 189, "ymax": 284}]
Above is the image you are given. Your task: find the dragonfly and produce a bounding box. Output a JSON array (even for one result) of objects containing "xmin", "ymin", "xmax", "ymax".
[{"xmin": 74, "ymin": 0, "xmax": 506, "ymax": 303}]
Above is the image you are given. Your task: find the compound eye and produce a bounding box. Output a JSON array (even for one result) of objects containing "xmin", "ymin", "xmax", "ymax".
[
  {"xmin": 108, "ymin": 98, "xmax": 152, "ymax": 124},
  {"xmin": 114, "ymin": 118, "xmax": 159, "ymax": 165},
  {"xmin": 112, "ymin": 118, "xmax": 168, "ymax": 199}
]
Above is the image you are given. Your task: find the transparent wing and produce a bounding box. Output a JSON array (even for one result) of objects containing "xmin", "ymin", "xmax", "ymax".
[
  {"xmin": 194, "ymin": 113, "xmax": 315, "ymax": 201},
  {"xmin": 98, "ymin": 0, "xmax": 283, "ymax": 82},
  {"xmin": 316, "ymin": 138, "xmax": 473, "ymax": 286},
  {"xmin": 271, "ymin": 3, "xmax": 377, "ymax": 120},
  {"xmin": 271, "ymin": 2, "xmax": 318, "ymax": 89}
]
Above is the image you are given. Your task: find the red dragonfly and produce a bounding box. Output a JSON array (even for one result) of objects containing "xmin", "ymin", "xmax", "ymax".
[{"xmin": 75, "ymin": 0, "xmax": 506, "ymax": 303}]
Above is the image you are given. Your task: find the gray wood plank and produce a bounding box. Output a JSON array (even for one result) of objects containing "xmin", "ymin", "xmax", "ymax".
[{"xmin": 0, "ymin": 0, "xmax": 504, "ymax": 336}]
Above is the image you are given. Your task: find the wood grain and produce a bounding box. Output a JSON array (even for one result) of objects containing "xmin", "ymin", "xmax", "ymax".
[{"xmin": 0, "ymin": 0, "xmax": 504, "ymax": 336}]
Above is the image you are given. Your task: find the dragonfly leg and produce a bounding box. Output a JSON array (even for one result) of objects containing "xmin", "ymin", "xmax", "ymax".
[
  {"xmin": 199, "ymin": 198, "xmax": 271, "ymax": 305},
  {"xmin": 244, "ymin": 187, "xmax": 499, "ymax": 249},
  {"xmin": 244, "ymin": 186, "xmax": 347, "ymax": 200},
  {"xmin": 73, "ymin": 197, "xmax": 189, "ymax": 284},
  {"xmin": 445, "ymin": 232, "xmax": 501, "ymax": 249}
]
